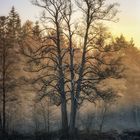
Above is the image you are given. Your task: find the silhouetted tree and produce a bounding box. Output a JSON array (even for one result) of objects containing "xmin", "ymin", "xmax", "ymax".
[
  {"xmin": 27, "ymin": 0, "xmax": 69, "ymax": 136},
  {"xmin": 33, "ymin": 21, "xmax": 41, "ymax": 39},
  {"xmin": 23, "ymin": 0, "xmax": 124, "ymax": 137},
  {"xmin": 0, "ymin": 7, "xmax": 21, "ymax": 135}
]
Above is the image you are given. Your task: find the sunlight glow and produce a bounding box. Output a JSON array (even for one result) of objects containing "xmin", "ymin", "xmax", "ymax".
[{"xmin": 0, "ymin": 0, "xmax": 140, "ymax": 47}]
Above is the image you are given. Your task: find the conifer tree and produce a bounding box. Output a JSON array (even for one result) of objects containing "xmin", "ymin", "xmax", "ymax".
[
  {"xmin": 0, "ymin": 7, "xmax": 21, "ymax": 134},
  {"xmin": 33, "ymin": 21, "xmax": 41, "ymax": 39},
  {"xmin": 7, "ymin": 6, "xmax": 21, "ymax": 40}
]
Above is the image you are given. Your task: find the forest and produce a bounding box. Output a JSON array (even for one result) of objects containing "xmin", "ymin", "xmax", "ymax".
[{"xmin": 0, "ymin": 0, "xmax": 140, "ymax": 140}]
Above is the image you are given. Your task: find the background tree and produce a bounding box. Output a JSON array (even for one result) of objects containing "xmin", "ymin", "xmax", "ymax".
[
  {"xmin": 32, "ymin": 96, "xmax": 55, "ymax": 134},
  {"xmin": 79, "ymin": 112, "xmax": 95, "ymax": 133},
  {"xmin": 0, "ymin": 7, "xmax": 21, "ymax": 134}
]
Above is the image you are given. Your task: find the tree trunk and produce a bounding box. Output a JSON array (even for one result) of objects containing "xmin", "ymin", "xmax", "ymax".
[
  {"xmin": 99, "ymin": 104, "xmax": 107, "ymax": 132},
  {"xmin": 2, "ymin": 84, "xmax": 6, "ymax": 135},
  {"xmin": 61, "ymin": 95, "xmax": 68, "ymax": 135},
  {"xmin": 47, "ymin": 100, "xmax": 50, "ymax": 133},
  {"xmin": 69, "ymin": 24, "xmax": 90, "ymax": 136},
  {"xmin": 69, "ymin": 98, "xmax": 77, "ymax": 136},
  {"xmin": 0, "ymin": 113, "xmax": 2, "ymax": 130},
  {"xmin": 2, "ymin": 40, "xmax": 6, "ymax": 135}
]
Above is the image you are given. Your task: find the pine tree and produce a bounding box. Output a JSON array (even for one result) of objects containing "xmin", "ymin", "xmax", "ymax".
[
  {"xmin": 0, "ymin": 16, "xmax": 7, "ymax": 135},
  {"xmin": 0, "ymin": 7, "xmax": 21, "ymax": 135},
  {"xmin": 7, "ymin": 6, "xmax": 21, "ymax": 40},
  {"xmin": 33, "ymin": 21, "xmax": 41, "ymax": 39}
]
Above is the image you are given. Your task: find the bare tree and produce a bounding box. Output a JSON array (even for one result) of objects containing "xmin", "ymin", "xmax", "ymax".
[
  {"xmin": 68, "ymin": 0, "xmax": 119, "ymax": 134},
  {"xmin": 97, "ymin": 89, "xmax": 119, "ymax": 132},
  {"xmin": 38, "ymin": 97, "xmax": 53, "ymax": 133},
  {"xmin": 20, "ymin": 0, "xmax": 71, "ymax": 136},
  {"xmin": 32, "ymin": 103, "xmax": 41, "ymax": 134},
  {"xmin": 32, "ymin": 96, "xmax": 55, "ymax": 135},
  {"xmin": 22, "ymin": 0, "xmax": 124, "ymax": 137},
  {"xmin": 79, "ymin": 112, "xmax": 95, "ymax": 133}
]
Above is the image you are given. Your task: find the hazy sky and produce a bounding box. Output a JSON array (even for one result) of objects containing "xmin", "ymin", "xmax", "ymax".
[{"xmin": 0, "ymin": 0, "xmax": 140, "ymax": 47}]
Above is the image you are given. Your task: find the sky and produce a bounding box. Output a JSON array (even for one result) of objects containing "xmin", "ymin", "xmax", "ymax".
[{"xmin": 0, "ymin": 0, "xmax": 140, "ymax": 47}]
